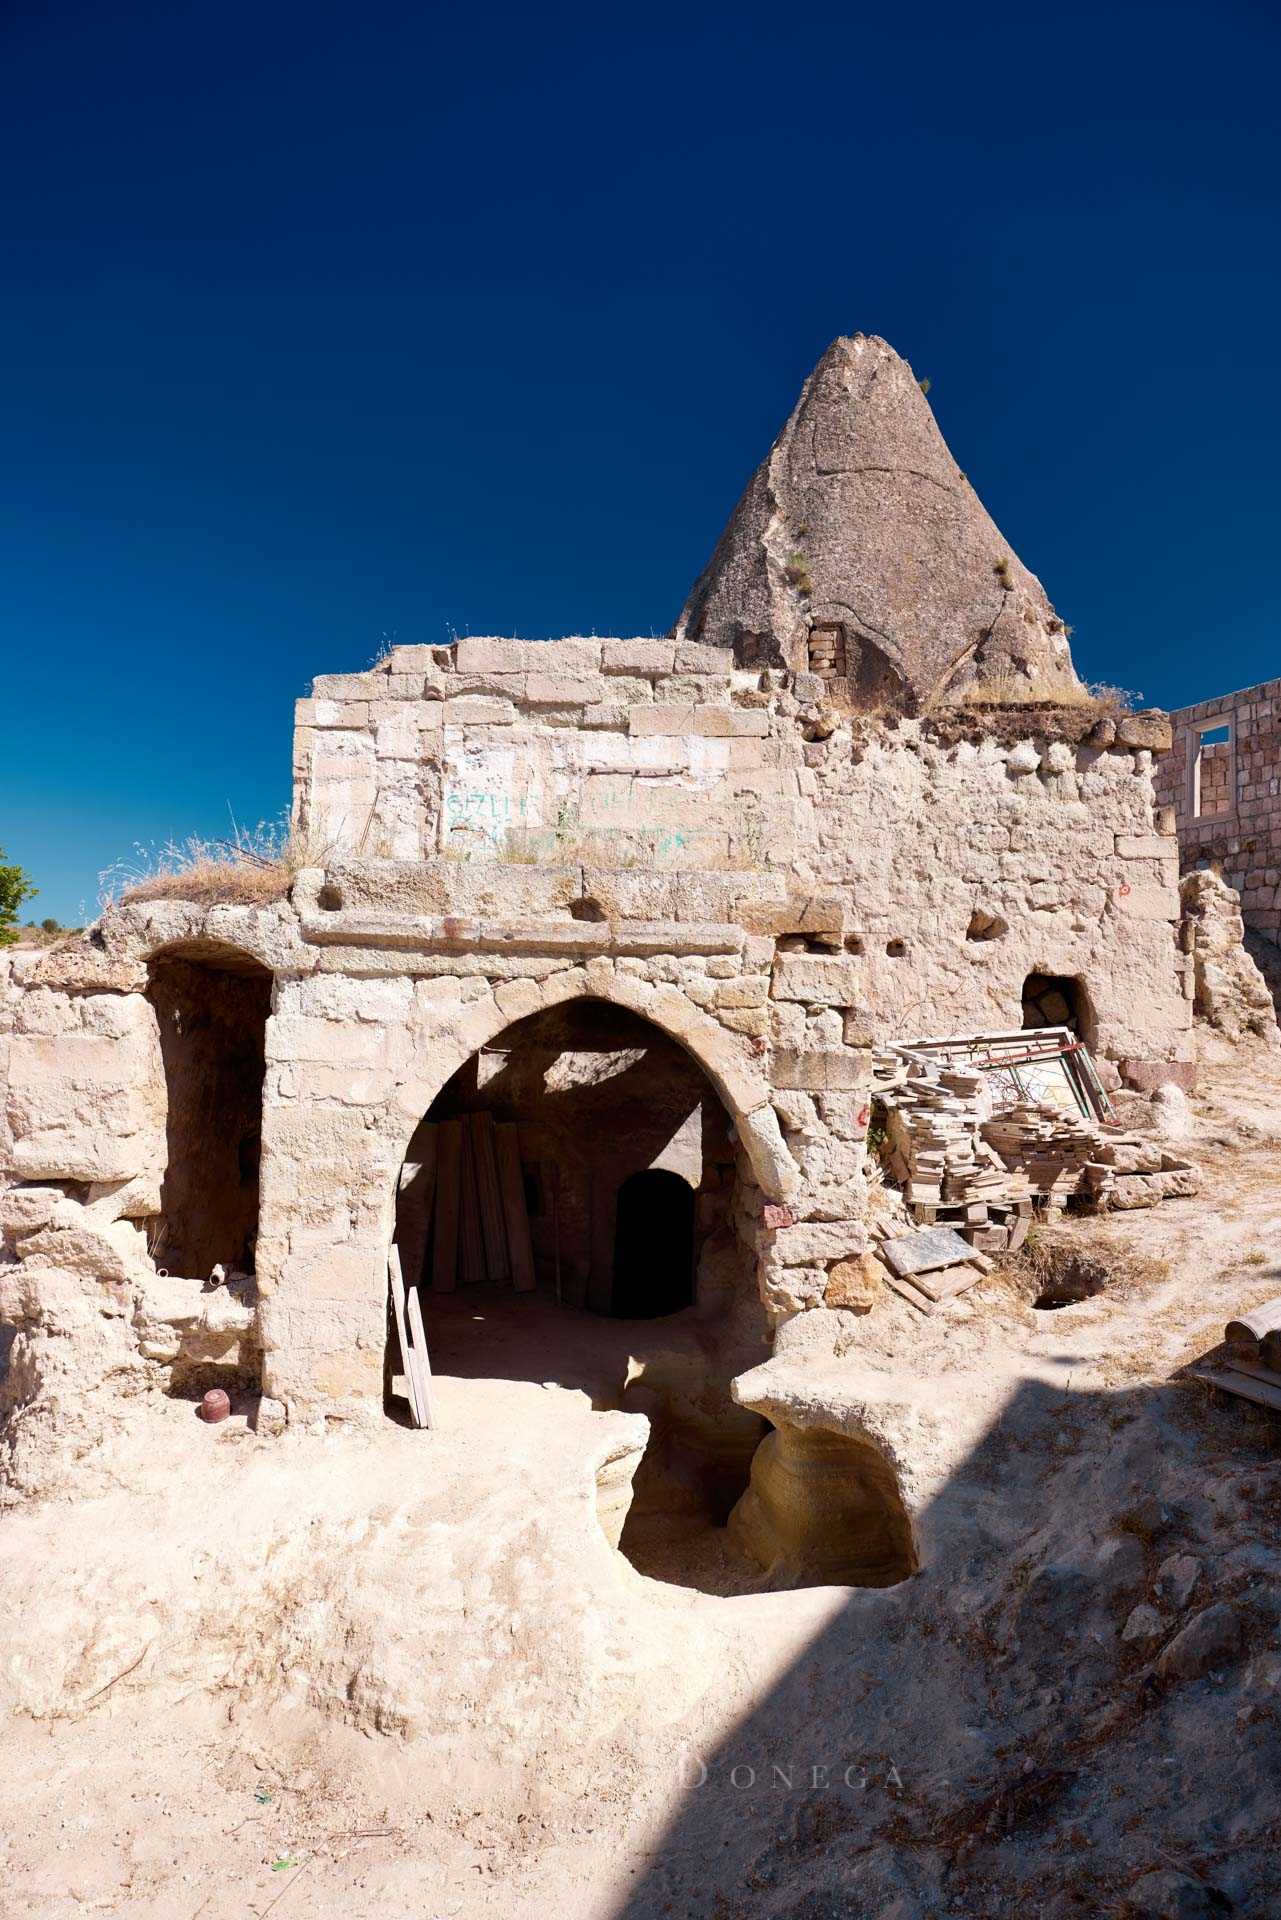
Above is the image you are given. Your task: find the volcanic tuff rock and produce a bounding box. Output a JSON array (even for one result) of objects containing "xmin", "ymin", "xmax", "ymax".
[
  {"xmin": 1180, "ymin": 868, "xmax": 1281, "ymax": 1044},
  {"xmin": 674, "ymin": 333, "xmax": 1081, "ymax": 706}
]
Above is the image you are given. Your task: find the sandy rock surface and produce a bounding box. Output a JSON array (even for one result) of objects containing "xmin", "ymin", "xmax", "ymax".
[{"xmin": 3, "ymin": 1047, "xmax": 1281, "ymax": 1917}]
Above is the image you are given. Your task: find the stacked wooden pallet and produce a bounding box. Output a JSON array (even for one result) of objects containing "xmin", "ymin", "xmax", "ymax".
[
  {"xmin": 875, "ymin": 1039, "xmax": 1198, "ymax": 1241},
  {"xmin": 1195, "ymin": 1296, "xmax": 1281, "ymax": 1412},
  {"xmin": 396, "ymin": 1113, "xmax": 536, "ymax": 1294}
]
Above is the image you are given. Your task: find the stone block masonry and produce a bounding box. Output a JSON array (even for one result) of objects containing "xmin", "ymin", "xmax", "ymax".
[{"xmin": 1155, "ymin": 678, "xmax": 1281, "ymax": 940}]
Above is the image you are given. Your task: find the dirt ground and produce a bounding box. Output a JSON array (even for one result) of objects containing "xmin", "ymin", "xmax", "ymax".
[{"xmin": 3, "ymin": 1041, "xmax": 1281, "ymax": 1919}]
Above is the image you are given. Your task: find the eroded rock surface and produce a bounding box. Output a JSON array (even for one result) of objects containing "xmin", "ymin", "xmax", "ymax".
[
  {"xmin": 674, "ymin": 333, "xmax": 1081, "ymax": 704},
  {"xmin": 1181, "ymin": 868, "xmax": 1280, "ymax": 1043}
]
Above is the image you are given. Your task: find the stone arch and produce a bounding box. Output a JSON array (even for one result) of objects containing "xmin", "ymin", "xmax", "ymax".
[
  {"xmin": 388, "ymin": 974, "xmax": 796, "ymax": 1208},
  {"xmin": 145, "ymin": 934, "xmax": 274, "ymax": 975}
]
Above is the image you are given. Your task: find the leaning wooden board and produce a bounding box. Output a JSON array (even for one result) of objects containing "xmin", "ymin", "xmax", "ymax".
[
  {"xmin": 397, "ymin": 1127, "xmax": 438, "ymax": 1294},
  {"xmin": 432, "ymin": 1120, "xmax": 462, "ymax": 1292},
  {"xmin": 471, "ymin": 1110, "xmax": 510, "ymax": 1284},
  {"xmin": 458, "ymin": 1117, "xmax": 486, "ymax": 1286},
  {"xmin": 496, "ymin": 1122, "xmax": 536, "ymax": 1292},
  {"xmin": 405, "ymin": 1284, "xmax": 436, "ymax": 1430},
  {"xmin": 388, "ymin": 1244, "xmax": 427, "ymax": 1428}
]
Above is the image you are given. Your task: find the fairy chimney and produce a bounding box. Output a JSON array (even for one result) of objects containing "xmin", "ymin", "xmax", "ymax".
[{"xmin": 674, "ymin": 333, "xmax": 1080, "ymax": 707}]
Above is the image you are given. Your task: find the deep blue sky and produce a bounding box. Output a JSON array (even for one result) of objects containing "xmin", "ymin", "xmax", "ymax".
[{"xmin": 2, "ymin": 1, "xmax": 1277, "ymax": 924}]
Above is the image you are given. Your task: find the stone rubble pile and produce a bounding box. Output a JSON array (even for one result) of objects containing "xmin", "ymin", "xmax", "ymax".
[
  {"xmin": 873, "ymin": 1043, "xmax": 1198, "ymax": 1248},
  {"xmin": 873, "ymin": 1048, "xmax": 1031, "ymax": 1254},
  {"xmin": 981, "ymin": 1103, "xmax": 1106, "ymax": 1210}
]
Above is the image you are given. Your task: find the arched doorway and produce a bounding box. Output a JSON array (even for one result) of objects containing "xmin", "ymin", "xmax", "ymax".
[
  {"xmin": 391, "ymin": 996, "xmax": 771, "ymax": 1588},
  {"xmin": 395, "ymin": 998, "xmax": 738, "ymax": 1317},
  {"xmin": 612, "ymin": 1170, "xmax": 695, "ymax": 1319}
]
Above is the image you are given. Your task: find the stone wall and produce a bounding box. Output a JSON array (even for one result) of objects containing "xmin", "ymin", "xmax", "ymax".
[
  {"xmin": 2, "ymin": 638, "xmax": 1193, "ymax": 1444},
  {"xmin": 1155, "ymin": 677, "xmax": 1281, "ymax": 943},
  {"xmin": 295, "ymin": 638, "xmax": 1192, "ymax": 1084}
]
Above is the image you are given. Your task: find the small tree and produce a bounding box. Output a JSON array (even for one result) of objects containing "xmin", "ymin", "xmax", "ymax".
[{"xmin": 0, "ymin": 849, "xmax": 37, "ymax": 946}]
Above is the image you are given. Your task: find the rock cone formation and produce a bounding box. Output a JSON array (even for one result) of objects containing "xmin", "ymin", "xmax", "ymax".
[{"xmin": 675, "ymin": 334, "xmax": 1081, "ymax": 707}]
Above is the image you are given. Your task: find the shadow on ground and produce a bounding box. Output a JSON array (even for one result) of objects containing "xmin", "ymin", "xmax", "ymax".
[{"xmin": 605, "ymin": 1370, "xmax": 1281, "ymax": 1919}]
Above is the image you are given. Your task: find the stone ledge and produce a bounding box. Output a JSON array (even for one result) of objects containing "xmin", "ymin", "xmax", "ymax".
[
  {"xmin": 629, "ymin": 705, "xmax": 771, "ymax": 738},
  {"xmin": 298, "ymin": 912, "xmax": 745, "ymax": 956}
]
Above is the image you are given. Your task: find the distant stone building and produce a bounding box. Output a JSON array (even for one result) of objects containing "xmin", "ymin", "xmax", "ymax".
[{"xmin": 1155, "ymin": 679, "xmax": 1281, "ymax": 946}]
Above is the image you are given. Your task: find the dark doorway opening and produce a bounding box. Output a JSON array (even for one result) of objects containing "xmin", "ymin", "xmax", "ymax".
[
  {"xmin": 611, "ymin": 1169, "xmax": 695, "ymax": 1320},
  {"xmin": 398, "ymin": 999, "xmax": 733, "ymax": 1315},
  {"xmin": 146, "ymin": 946, "xmax": 271, "ymax": 1278},
  {"xmin": 1021, "ymin": 971, "xmax": 1091, "ymax": 1041}
]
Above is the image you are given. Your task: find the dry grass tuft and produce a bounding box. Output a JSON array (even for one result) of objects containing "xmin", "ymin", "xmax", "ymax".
[
  {"xmin": 957, "ymin": 670, "xmax": 1139, "ymax": 714},
  {"xmin": 119, "ymin": 859, "xmax": 293, "ymax": 907},
  {"xmin": 1003, "ymin": 1227, "xmax": 1170, "ymax": 1308},
  {"xmin": 102, "ymin": 816, "xmax": 323, "ymax": 910}
]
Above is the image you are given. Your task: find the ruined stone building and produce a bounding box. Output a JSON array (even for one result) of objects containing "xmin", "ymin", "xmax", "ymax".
[
  {"xmin": 1, "ymin": 336, "xmax": 1194, "ymax": 1570},
  {"xmin": 1156, "ymin": 677, "xmax": 1281, "ymax": 947}
]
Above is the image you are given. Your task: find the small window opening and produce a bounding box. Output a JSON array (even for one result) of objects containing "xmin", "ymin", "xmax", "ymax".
[
  {"xmin": 1193, "ymin": 722, "xmax": 1233, "ymax": 821},
  {"xmin": 885, "ymin": 938, "xmax": 908, "ymax": 958},
  {"xmin": 1021, "ymin": 971, "xmax": 1090, "ymax": 1040}
]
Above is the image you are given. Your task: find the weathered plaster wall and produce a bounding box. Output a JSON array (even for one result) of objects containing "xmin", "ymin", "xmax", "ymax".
[
  {"xmin": 294, "ymin": 638, "xmax": 1191, "ymax": 1082},
  {"xmin": 809, "ymin": 727, "xmax": 1191, "ymax": 1080}
]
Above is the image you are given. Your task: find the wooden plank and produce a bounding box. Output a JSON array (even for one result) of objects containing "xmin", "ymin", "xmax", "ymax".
[
  {"xmin": 388, "ymin": 1245, "xmax": 425, "ymax": 1427},
  {"xmin": 458, "ymin": 1115, "xmax": 486, "ymax": 1286},
  {"xmin": 882, "ymin": 1270, "xmax": 937, "ymax": 1315},
  {"xmin": 1195, "ymin": 1366, "xmax": 1281, "ymax": 1414},
  {"xmin": 396, "ymin": 1126, "xmax": 438, "ymax": 1293},
  {"xmin": 471, "ymin": 1110, "xmax": 509, "ymax": 1284},
  {"xmin": 905, "ymin": 1262, "xmax": 984, "ymax": 1303},
  {"xmin": 405, "ymin": 1285, "xmax": 436, "ymax": 1430},
  {"xmin": 496, "ymin": 1122, "xmax": 536, "ymax": 1292},
  {"xmin": 1216, "ymin": 1355, "xmax": 1281, "ymax": 1388},
  {"xmin": 432, "ymin": 1120, "xmax": 462, "ymax": 1293}
]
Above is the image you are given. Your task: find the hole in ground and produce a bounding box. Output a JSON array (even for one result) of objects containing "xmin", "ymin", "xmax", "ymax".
[
  {"xmin": 418, "ymin": 1282, "xmax": 770, "ymax": 1596},
  {"xmin": 1014, "ymin": 1240, "xmax": 1110, "ymax": 1310}
]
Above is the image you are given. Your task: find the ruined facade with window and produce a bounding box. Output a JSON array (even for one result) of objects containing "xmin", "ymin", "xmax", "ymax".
[
  {"xmin": 1, "ymin": 336, "xmax": 1194, "ymax": 1561},
  {"xmin": 1155, "ymin": 678, "xmax": 1281, "ymax": 947}
]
